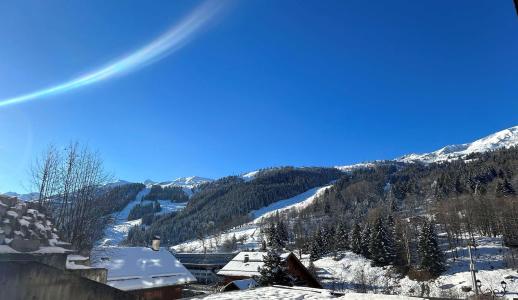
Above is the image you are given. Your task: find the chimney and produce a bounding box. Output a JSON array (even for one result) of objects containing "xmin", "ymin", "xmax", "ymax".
[
  {"xmin": 151, "ymin": 235, "xmax": 160, "ymax": 251},
  {"xmin": 244, "ymin": 254, "xmax": 249, "ymax": 263}
]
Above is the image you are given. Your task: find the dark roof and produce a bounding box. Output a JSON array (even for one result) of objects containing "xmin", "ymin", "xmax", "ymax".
[{"xmin": 175, "ymin": 253, "xmax": 235, "ymax": 267}]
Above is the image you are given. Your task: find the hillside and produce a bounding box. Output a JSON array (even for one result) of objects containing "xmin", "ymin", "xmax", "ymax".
[{"xmin": 126, "ymin": 167, "xmax": 343, "ymax": 246}]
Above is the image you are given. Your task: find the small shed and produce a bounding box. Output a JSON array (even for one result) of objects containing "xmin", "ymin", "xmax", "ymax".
[
  {"xmin": 217, "ymin": 251, "xmax": 321, "ymax": 289},
  {"xmin": 92, "ymin": 247, "xmax": 196, "ymax": 300}
]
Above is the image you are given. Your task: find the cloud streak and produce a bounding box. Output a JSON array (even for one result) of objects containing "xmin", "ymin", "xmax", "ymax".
[{"xmin": 0, "ymin": 1, "xmax": 225, "ymax": 107}]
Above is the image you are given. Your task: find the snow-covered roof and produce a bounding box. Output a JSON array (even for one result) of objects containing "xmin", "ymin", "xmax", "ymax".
[
  {"xmin": 217, "ymin": 251, "xmax": 266, "ymax": 277},
  {"xmin": 92, "ymin": 247, "xmax": 196, "ymax": 291},
  {"xmin": 217, "ymin": 251, "xmax": 292, "ymax": 277},
  {"xmin": 198, "ymin": 286, "xmax": 424, "ymax": 299}
]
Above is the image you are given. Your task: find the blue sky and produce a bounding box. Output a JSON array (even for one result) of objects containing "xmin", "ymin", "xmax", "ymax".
[{"xmin": 1, "ymin": 0, "xmax": 517, "ymax": 193}]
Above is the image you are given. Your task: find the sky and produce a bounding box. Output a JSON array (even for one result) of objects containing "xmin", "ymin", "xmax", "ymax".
[{"xmin": 1, "ymin": 0, "xmax": 518, "ymax": 193}]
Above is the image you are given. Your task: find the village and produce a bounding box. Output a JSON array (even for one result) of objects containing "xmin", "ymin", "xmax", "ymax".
[
  {"xmin": 2, "ymin": 1, "xmax": 518, "ymax": 300},
  {"xmin": 0, "ymin": 193, "xmax": 430, "ymax": 300}
]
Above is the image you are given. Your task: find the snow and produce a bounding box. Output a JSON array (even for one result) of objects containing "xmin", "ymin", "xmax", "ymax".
[
  {"xmin": 197, "ymin": 286, "xmax": 420, "ymax": 299},
  {"xmin": 6, "ymin": 210, "xmax": 18, "ymax": 218},
  {"xmin": 252, "ymin": 185, "xmax": 334, "ymax": 221},
  {"xmin": 335, "ymin": 163, "xmax": 377, "ymax": 173},
  {"xmin": 241, "ymin": 170, "xmax": 260, "ymax": 182},
  {"xmin": 98, "ymin": 188, "xmax": 186, "ymax": 246},
  {"xmin": 156, "ymin": 200, "xmax": 186, "ymax": 215},
  {"xmin": 104, "ymin": 180, "xmax": 132, "ymax": 188},
  {"xmin": 172, "ymin": 184, "xmax": 334, "ymax": 253},
  {"xmin": 313, "ymin": 236, "xmax": 518, "ymax": 299},
  {"xmin": 98, "ymin": 187, "xmax": 150, "ymax": 247},
  {"xmin": 91, "ymin": 247, "xmax": 196, "ymax": 291},
  {"xmin": 1, "ymin": 192, "xmax": 39, "ymax": 202},
  {"xmin": 399, "ymin": 125, "xmax": 518, "ymax": 164},
  {"xmin": 0, "ymin": 245, "xmax": 71, "ymax": 254},
  {"xmin": 217, "ymin": 252, "xmax": 267, "ymax": 277},
  {"xmin": 159, "ymin": 176, "xmax": 213, "ymax": 189}
]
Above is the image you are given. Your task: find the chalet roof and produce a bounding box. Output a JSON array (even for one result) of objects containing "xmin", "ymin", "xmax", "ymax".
[
  {"xmin": 217, "ymin": 251, "xmax": 291, "ymax": 277},
  {"xmin": 92, "ymin": 247, "xmax": 196, "ymax": 291},
  {"xmin": 223, "ymin": 278, "xmax": 258, "ymax": 291},
  {"xmin": 175, "ymin": 252, "xmax": 235, "ymax": 267}
]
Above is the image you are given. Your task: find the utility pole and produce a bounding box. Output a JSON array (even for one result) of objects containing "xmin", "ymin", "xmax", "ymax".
[{"xmin": 468, "ymin": 243, "xmax": 478, "ymax": 295}]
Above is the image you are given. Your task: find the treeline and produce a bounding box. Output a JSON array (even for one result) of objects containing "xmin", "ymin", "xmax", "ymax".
[
  {"xmin": 98, "ymin": 183, "xmax": 146, "ymax": 216},
  {"xmin": 127, "ymin": 200, "xmax": 161, "ymax": 221},
  {"xmin": 143, "ymin": 185, "xmax": 189, "ymax": 202},
  {"xmin": 262, "ymin": 212, "xmax": 445, "ymax": 278},
  {"xmin": 126, "ymin": 167, "xmax": 343, "ymax": 246}
]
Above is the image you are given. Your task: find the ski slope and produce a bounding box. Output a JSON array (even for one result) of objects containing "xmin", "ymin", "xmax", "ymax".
[
  {"xmin": 98, "ymin": 188, "xmax": 186, "ymax": 246},
  {"xmin": 172, "ymin": 184, "xmax": 334, "ymax": 253}
]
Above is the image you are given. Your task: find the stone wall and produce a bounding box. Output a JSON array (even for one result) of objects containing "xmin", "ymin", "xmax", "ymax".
[{"xmin": 0, "ymin": 195, "xmax": 69, "ymax": 252}]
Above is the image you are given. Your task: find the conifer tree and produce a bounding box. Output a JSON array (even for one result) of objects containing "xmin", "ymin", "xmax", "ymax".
[
  {"xmin": 258, "ymin": 250, "xmax": 291, "ymax": 286},
  {"xmin": 350, "ymin": 223, "xmax": 362, "ymax": 255},
  {"xmin": 385, "ymin": 215, "xmax": 397, "ymax": 264},
  {"xmin": 496, "ymin": 178, "xmax": 516, "ymax": 197},
  {"xmin": 309, "ymin": 230, "xmax": 323, "ymax": 261},
  {"xmin": 361, "ymin": 223, "xmax": 372, "ymax": 258},
  {"xmin": 418, "ymin": 221, "xmax": 445, "ymax": 276},
  {"xmin": 369, "ymin": 216, "xmax": 392, "ymax": 266},
  {"xmin": 334, "ymin": 221, "xmax": 349, "ymax": 252}
]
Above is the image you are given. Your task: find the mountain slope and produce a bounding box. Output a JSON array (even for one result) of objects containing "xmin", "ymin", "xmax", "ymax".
[{"xmin": 399, "ymin": 126, "xmax": 518, "ymax": 163}]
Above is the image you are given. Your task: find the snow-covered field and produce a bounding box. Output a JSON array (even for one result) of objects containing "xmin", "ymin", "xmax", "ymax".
[
  {"xmin": 98, "ymin": 188, "xmax": 186, "ymax": 246},
  {"xmin": 171, "ymin": 185, "xmax": 333, "ymax": 253},
  {"xmin": 314, "ymin": 237, "xmax": 518, "ymax": 299},
  {"xmin": 195, "ymin": 286, "xmax": 421, "ymax": 299}
]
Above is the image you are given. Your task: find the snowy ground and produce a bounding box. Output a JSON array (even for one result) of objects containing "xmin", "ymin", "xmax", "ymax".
[
  {"xmin": 171, "ymin": 185, "xmax": 333, "ymax": 253},
  {"xmin": 195, "ymin": 286, "xmax": 421, "ymax": 299},
  {"xmin": 98, "ymin": 188, "xmax": 186, "ymax": 246},
  {"xmin": 314, "ymin": 237, "xmax": 518, "ymax": 299}
]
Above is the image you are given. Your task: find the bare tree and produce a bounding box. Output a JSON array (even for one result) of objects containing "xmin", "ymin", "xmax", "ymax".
[{"xmin": 30, "ymin": 142, "xmax": 110, "ymax": 251}]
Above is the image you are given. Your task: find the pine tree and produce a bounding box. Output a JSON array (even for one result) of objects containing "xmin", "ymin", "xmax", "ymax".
[
  {"xmin": 334, "ymin": 221, "xmax": 349, "ymax": 252},
  {"xmin": 361, "ymin": 223, "xmax": 372, "ymax": 259},
  {"xmin": 496, "ymin": 178, "xmax": 516, "ymax": 197},
  {"xmin": 369, "ymin": 216, "xmax": 391, "ymax": 266},
  {"xmin": 309, "ymin": 230, "xmax": 323, "ymax": 261},
  {"xmin": 320, "ymin": 225, "xmax": 334, "ymax": 256},
  {"xmin": 350, "ymin": 223, "xmax": 362, "ymax": 255},
  {"xmin": 275, "ymin": 220, "xmax": 289, "ymax": 249},
  {"xmin": 385, "ymin": 215, "xmax": 397, "ymax": 265},
  {"xmin": 418, "ymin": 221, "xmax": 445, "ymax": 276},
  {"xmin": 258, "ymin": 250, "xmax": 291, "ymax": 286}
]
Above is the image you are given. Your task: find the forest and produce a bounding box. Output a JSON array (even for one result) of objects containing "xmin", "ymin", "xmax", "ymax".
[
  {"xmin": 143, "ymin": 184, "xmax": 189, "ymax": 202},
  {"xmin": 258, "ymin": 147, "xmax": 518, "ymax": 279},
  {"xmin": 126, "ymin": 167, "xmax": 343, "ymax": 246}
]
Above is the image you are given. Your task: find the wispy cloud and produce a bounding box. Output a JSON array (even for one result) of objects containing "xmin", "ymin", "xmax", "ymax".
[{"xmin": 0, "ymin": 1, "xmax": 226, "ymax": 108}]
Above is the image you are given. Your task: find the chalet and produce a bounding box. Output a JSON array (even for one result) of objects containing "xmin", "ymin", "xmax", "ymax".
[
  {"xmin": 92, "ymin": 245, "xmax": 196, "ymax": 300},
  {"xmin": 217, "ymin": 251, "xmax": 322, "ymax": 288},
  {"xmin": 174, "ymin": 252, "xmax": 235, "ymax": 284}
]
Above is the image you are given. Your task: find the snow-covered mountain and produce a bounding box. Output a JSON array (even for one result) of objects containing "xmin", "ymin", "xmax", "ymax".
[
  {"xmin": 104, "ymin": 179, "xmax": 132, "ymax": 188},
  {"xmin": 335, "ymin": 162, "xmax": 377, "ymax": 172},
  {"xmin": 158, "ymin": 176, "xmax": 213, "ymax": 189},
  {"xmin": 2, "ymin": 191, "xmax": 39, "ymax": 202},
  {"xmin": 399, "ymin": 125, "xmax": 518, "ymax": 164}
]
